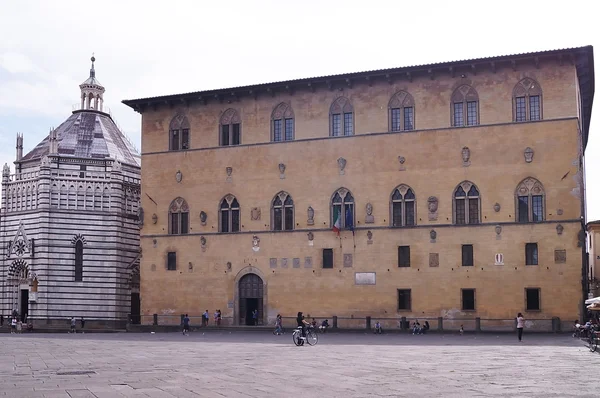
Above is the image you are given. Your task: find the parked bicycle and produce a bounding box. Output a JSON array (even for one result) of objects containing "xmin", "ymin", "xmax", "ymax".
[
  {"xmin": 292, "ymin": 325, "xmax": 318, "ymax": 346},
  {"xmin": 588, "ymin": 327, "xmax": 599, "ymax": 352}
]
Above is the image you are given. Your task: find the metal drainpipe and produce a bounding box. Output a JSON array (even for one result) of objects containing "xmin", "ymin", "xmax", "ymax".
[{"xmin": 581, "ymin": 219, "xmax": 589, "ymax": 324}]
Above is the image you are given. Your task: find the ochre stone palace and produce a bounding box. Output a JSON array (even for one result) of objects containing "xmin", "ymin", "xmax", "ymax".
[{"xmin": 123, "ymin": 46, "xmax": 595, "ymax": 327}]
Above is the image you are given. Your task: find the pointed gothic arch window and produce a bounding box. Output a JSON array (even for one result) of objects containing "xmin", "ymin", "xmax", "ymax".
[
  {"xmin": 220, "ymin": 109, "xmax": 241, "ymax": 146},
  {"xmin": 271, "ymin": 103, "xmax": 295, "ymax": 142},
  {"xmin": 329, "ymin": 97, "xmax": 354, "ymax": 137},
  {"xmin": 513, "ymin": 78, "xmax": 542, "ymax": 122},
  {"xmin": 516, "ymin": 177, "xmax": 545, "ymax": 223},
  {"xmin": 390, "ymin": 185, "xmax": 416, "ymax": 226},
  {"xmin": 169, "ymin": 114, "xmax": 190, "ymax": 151},
  {"xmin": 331, "ymin": 188, "xmax": 355, "ymax": 229},
  {"xmin": 220, "ymin": 194, "xmax": 240, "ymax": 232},
  {"xmin": 75, "ymin": 240, "xmax": 83, "ymax": 281},
  {"xmin": 451, "ymin": 85, "xmax": 479, "ymax": 127},
  {"xmin": 168, "ymin": 197, "xmax": 189, "ymax": 235},
  {"xmin": 389, "ymin": 91, "xmax": 415, "ymax": 132},
  {"xmin": 454, "ymin": 181, "xmax": 480, "ymax": 225},
  {"xmin": 271, "ymin": 192, "xmax": 294, "ymax": 231}
]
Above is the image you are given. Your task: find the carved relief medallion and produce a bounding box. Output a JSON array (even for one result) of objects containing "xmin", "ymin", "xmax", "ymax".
[
  {"xmin": 524, "ymin": 147, "xmax": 534, "ymax": 163},
  {"xmin": 251, "ymin": 207, "xmax": 261, "ymax": 221},
  {"xmin": 427, "ymin": 196, "xmax": 438, "ymax": 221},
  {"xmin": 337, "ymin": 157, "xmax": 347, "ymax": 175},
  {"xmin": 279, "ymin": 163, "xmax": 286, "ymax": 179},
  {"xmin": 462, "ymin": 147, "xmax": 471, "ymax": 167},
  {"xmin": 398, "ymin": 156, "xmax": 406, "ymax": 171},
  {"xmin": 429, "ymin": 253, "xmax": 439, "ymax": 267},
  {"xmin": 365, "ymin": 203, "xmax": 374, "ymax": 223},
  {"xmin": 307, "ymin": 206, "xmax": 314, "ymax": 226},
  {"xmin": 252, "ymin": 235, "xmax": 260, "ymax": 252},
  {"xmin": 175, "ymin": 170, "xmax": 183, "ymax": 183}
]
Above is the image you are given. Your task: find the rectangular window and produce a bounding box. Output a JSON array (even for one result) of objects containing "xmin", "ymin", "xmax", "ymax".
[
  {"xmin": 180, "ymin": 212, "xmax": 189, "ymax": 234},
  {"xmin": 531, "ymin": 195, "xmax": 543, "ymax": 222},
  {"xmin": 221, "ymin": 125, "xmax": 229, "ymax": 146},
  {"xmin": 455, "ymin": 199, "xmax": 466, "ymax": 224},
  {"xmin": 526, "ymin": 243, "xmax": 538, "ymax": 265},
  {"xmin": 462, "ymin": 289, "xmax": 475, "ymax": 310},
  {"xmin": 391, "ymin": 108, "xmax": 401, "ymax": 131},
  {"xmin": 398, "ymin": 246, "xmax": 410, "ymax": 267},
  {"xmin": 285, "ymin": 118, "xmax": 294, "ymax": 141},
  {"xmin": 231, "ymin": 209, "xmax": 240, "ymax": 232},
  {"xmin": 392, "ymin": 202, "xmax": 402, "ymax": 226},
  {"xmin": 171, "ymin": 129, "xmax": 179, "ymax": 150},
  {"xmin": 526, "ymin": 288, "xmax": 541, "ymax": 311},
  {"xmin": 332, "ymin": 114, "xmax": 341, "ymax": 136},
  {"xmin": 343, "ymin": 112, "xmax": 353, "ymax": 136},
  {"xmin": 79, "ymin": 165, "xmax": 86, "ymax": 178},
  {"xmin": 462, "ymin": 244, "xmax": 474, "ymax": 266},
  {"xmin": 529, "ymin": 95, "xmax": 541, "ymax": 121},
  {"xmin": 167, "ymin": 252, "xmax": 177, "ymax": 271},
  {"xmin": 515, "ymin": 97, "xmax": 526, "ymax": 122},
  {"xmin": 323, "ymin": 249, "xmax": 334, "ymax": 269},
  {"xmin": 518, "ymin": 196, "xmax": 529, "ymax": 223},
  {"xmin": 181, "ymin": 129, "xmax": 189, "ymax": 149},
  {"xmin": 397, "ymin": 289, "xmax": 411, "ymax": 311},
  {"xmin": 404, "ymin": 107, "xmax": 414, "ymax": 130},
  {"xmin": 232, "ymin": 123, "xmax": 240, "ymax": 145},
  {"xmin": 468, "ymin": 198, "xmax": 479, "ymax": 224},
  {"xmin": 221, "ymin": 210, "xmax": 229, "ymax": 233},
  {"xmin": 273, "ymin": 119, "xmax": 282, "ymax": 142},
  {"xmin": 405, "ymin": 201, "xmax": 415, "ymax": 226},
  {"xmin": 467, "ymin": 101, "xmax": 477, "ymax": 126},
  {"xmin": 170, "ymin": 213, "xmax": 179, "ymax": 234},
  {"xmin": 273, "ymin": 207, "xmax": 282, "ymax": 231},
  {"xmin": 284, "ymin": 207, "xmax": 294, "ymax": 230},
  {"xmin": 453, "ymin": 103, "xmax": 464, "ymax": 126}
]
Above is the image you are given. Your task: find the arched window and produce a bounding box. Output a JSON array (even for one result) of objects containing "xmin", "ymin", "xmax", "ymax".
[
  {"xmin": 220, "ymin": 194, "xmax": 240, "ymax": 232},
  {"xmin": 451, "ymin": 85, "xmax": 479, "ymax": 127},
  {"xmin": 168, "ymin": 197, "xmax": 189, "ymax": 235},
  {"xmin": 271, "ymin": 103, "xmax": 294, "ymax": 142},
  {"xmin": 272, "ymin": 191, "xmax": 294, "ymax": 231},
  {"xmin": 169, "ymin": 114, "xmax": 190, "ymax": 151},
  {"xmin": 513, "ymin": 78, "xmax": 542, "ymax": 122},
  {"xmin": 329, "ymin": 97, "xmax": 354, "ymax": 137},
  {"xmin": 454, "ymin": 181, "xmax": 480, "ymax": 224},
  {"xmin": 219, "ymin": 109, "xmax": 241, "ymax": 146},
  {"xmin": 388, "ymin": 91, "xmax": 415, "ymax": 132},
  {"xmin": 390, "ymin": 185, "xmax": 416, "ymax": 227},
  {"xmin": 516, "ymin": 177, "xmax": 545, "ymax": 223},
  {"xmin": 331, "ymin": 188, "xmax": 355, "ymax": 229},
  {"xmin": 75, "ymin": 240, "xmax": 83, "ymax": 282}
]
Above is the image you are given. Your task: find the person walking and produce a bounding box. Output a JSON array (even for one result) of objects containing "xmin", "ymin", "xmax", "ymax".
[
  {"xmin": 203, "ymin": 310, "xmax": 209, "ymax": 327},
  {"xmin": 11, "ymin": 316, "xmax": 17, "ymax": 334},
  {"xmin": 252, "ymin": 309, "xmax": 258, "ymax": 325},
  {"xmin": 182, "ymin": 314, "xmax": 190, "ymax": 335},
  {"xmin": 516, "ymin": 313, "xmax": 525, "ymax": 342},
  {"xmin": 80, "ymin": 317, "xmax": 85, "ymax": 334},
  {"xmin": 70, "ymin": 317, "xmax": 76, "ymax": 334}
]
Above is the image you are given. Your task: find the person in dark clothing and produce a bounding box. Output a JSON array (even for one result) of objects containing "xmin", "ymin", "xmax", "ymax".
[
  {"xmin": 182, "ymin": 314, "xmax": 190, "ymax": 335},
  {"xmin": 80, "ymin": 317, "xmax": 85, "ymax": 333},
  {"xmin": 423, "ymin": 321, "xmax": 430, "ymax": 334},
  {"xmin": 296, "ymin": 312, "xmax": 309, "ymax": 344}
]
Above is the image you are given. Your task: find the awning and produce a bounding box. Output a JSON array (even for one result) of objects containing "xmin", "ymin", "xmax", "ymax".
[
  {"xmin": 585, "ymin": 297, "xmax": 600, "ymax": 305},
  {"xmin": 587, "ymin": 302, "xmax": 600, "ymax": 311}
]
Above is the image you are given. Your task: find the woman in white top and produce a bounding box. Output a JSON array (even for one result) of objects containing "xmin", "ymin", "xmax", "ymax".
[{"xmin": 516, "ymin": 313, "xmax": 525, "ymax": 342}]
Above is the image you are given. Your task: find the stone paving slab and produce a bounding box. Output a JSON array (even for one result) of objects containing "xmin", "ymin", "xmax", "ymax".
[{"xmin": 1, "ymin": 332, "xmax": 599, "ymax": 397}]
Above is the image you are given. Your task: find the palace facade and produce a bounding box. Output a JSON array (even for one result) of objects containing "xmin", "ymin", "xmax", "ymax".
[
  {"xmin": 124, "ymin": 46, "xmax": 595, "ymax": 327},
  {"xmin": 1, "ymin": 57, "xmax": 141, "ymax": 327}
]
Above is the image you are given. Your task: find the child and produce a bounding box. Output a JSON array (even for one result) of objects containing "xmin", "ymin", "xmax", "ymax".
[{"xmin": 459, "ymin": 325, "xmax": 464, "ymax": 335}]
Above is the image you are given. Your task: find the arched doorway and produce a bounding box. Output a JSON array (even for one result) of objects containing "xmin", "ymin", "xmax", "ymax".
[{"xmin": 239, "ymin": 273, "xmax": 263, "ymax": 325}]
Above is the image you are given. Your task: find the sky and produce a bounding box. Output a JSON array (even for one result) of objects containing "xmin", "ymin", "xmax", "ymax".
[{"xmin": 0, "ymin": 0, "xmax": 598, "ymax": 217}]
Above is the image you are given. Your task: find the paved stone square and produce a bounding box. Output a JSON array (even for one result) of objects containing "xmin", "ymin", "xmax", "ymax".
[{"xmin": 1, "ymin": 331, "xmax": 599, "ymax": 397}]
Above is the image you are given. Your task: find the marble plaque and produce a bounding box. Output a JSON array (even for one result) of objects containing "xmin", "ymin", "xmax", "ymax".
[
  {"xmin": 293, "ymin": 258, "xmax": 300, "ymax": 268},
  {"xmin": 355, "ymin": 272, "xmax": 376, "ymax": 285}
]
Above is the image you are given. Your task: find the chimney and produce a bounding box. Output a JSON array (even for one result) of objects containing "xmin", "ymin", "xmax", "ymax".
[{"xmin": 16, "ymin": 133, "xmax": 23, "ymax": 161}]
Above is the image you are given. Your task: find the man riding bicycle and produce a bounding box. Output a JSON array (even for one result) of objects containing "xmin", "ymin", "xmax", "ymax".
[{"xmin": 296, "ymin": 312, "xmax": 310, "ymax": 340}]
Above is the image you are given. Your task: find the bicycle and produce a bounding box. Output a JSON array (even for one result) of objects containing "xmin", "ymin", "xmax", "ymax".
[
  {"xmin": 588, "ymin": 328, "xmax": 599, "ymax": 352},
  {"xmin": 292, "ymin": 325, "xmax": 318, "ymax": 346}
]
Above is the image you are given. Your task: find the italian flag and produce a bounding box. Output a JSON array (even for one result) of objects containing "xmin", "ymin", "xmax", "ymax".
[{"xmin": 332, "ymin": 207, "xmax": 341, "ymax": 235}]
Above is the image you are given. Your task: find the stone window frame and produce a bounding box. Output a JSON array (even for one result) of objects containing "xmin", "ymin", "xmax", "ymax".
[
  {"xmin": 271, "ymin": 191, "xmax": 294, "ymax": 231},
  {"xmin": 167, "ymin": 251, "xmax": 177, "ymax": 271},
  {"xmin": 461, "ymin": 288, "xmax": 476, "ymax": 311},
  {"xmin": 219, "ymin": 194, "xmax": 241, "ymax": 233},
  {"xmin": 397, "ymin": 246, "xmax": 411, "ymax": 267},
  {"xmin": 219, "ymin": 108, "xmax": 242, "ymax": 146},
  {"xmin": 525, "ymin": 242, "xmax": 538, "ymax": 265},
  {"xmin": 329, "ymin": 97, "xmax": 354, "ymax": 137},
  {"xmin": 330, "ymin": 187, "xmax": 355, "ymax": 229},
  {"xmin": 512, "ymin": 78, "xmax": 543, "ymax": 122},
  {"xmin": 168, "ymin": 197, "xmax": 189, "ymax": 235},
  {"xmin": 461, "ymin": 244, "xmax": 474, "ymax": 267},
  {"xmin": 452, "ymin": 181, "xmax": 481, "ymax": 225},
  {"xmin": 390, "ymin": 184, "xmax": 417, "ymax": 227},
  {"xmin": 525, "ymin": 287, "xmax": 541, "ymax": 311},
  {"xmin": 322, "ymin": 248, "xmax": 334, "ymax": 269},
  {"xmin": 388, "ymin": 91, "xmax": 415, "ymax": 132},
  {"xmin": 168, "ymin": 114, "xmax": 190, "ymax": 151},
  {"xmin": 515, "ymin": 177, "xmax": 546, "ymax": 223},
  {"xmin": 271, "ymin": 102, "xmax": 295, "ymax": 142},
  {"xmin": 450, "ymin": 85, "xmax": 479, "ymax": 127}
]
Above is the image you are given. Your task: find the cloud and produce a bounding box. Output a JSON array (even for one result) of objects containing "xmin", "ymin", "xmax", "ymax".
[{"xmin": 0, "ymin": 52, "xmax": 38, "ymax": 74}]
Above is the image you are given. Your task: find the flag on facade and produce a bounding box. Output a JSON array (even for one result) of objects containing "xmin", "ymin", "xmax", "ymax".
[
  {"xmin": 333, "ymin": 206, "xmax": 341, "ymax": 235},
  {"xmin": 345, "ymin": 207, "xmax": 354, "ymax": 233}
]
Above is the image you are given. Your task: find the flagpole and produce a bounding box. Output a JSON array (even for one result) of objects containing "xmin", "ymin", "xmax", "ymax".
[
  {"xmin": 339, "ymin": 232, "xmax": 342, "ymax": 248},
  {"xmin": 353, "ymin": 230, "xmax": 356, "ymax": 249}
]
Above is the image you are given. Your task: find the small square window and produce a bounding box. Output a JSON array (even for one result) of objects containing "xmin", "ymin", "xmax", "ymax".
[
  {"xmin": 398, "ymin": 289, "xmax": 411, "ymax": 311},
  {"xmin": 462, "ymin": 289, "xmax": 475, "ymax": 311},
  {"xmin": 398, "ymin": 246, "xmax": 410, "ymax": 267},
  {"xmin": 462, "ymin": 244, "xmax": 474, "ymax": 266},
  {"xmin": 167, "ymin": 252, "xmax": 177, "ymax": 271},
  {"xmin": 525, "ymin": 243, "xmax": 538, "ymax": 265},
  {"xmin": 525, "ymin": 288, "xmax": 540, "ymax": 311},
  {"xmin": 323, "ymin": 249, "xmax": 333, "ymax": 269}
]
